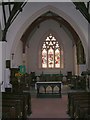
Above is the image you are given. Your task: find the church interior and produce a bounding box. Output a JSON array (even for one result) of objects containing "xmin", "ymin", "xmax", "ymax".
[{"xmin": 0, "ymin": 1, "xmax": 90, "ymax": 119}]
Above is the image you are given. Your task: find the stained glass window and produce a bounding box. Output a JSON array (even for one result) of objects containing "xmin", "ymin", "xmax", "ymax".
[
  {"xmin": 48, "ymin": 47, "xmax": 54, "ymax": 68},
  {"xmin": 42, "ymin": 49, "xmax": 47, "ymax": 68},
  {"xmin": 41, "ymin": 34, "xmax": 64, "ymax": 68},
  {"xmin": 55, "ymin": 49, "xmax": 60, "ymax": 68}
]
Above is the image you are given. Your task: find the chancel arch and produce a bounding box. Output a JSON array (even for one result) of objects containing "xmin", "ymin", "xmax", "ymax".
[
  {"xmin": 23, "ymin": 20, "xmax": 86, "ymax": 75},
  {"xmin": 9, "ymin": 4, "xmax": 87, "ymax": 76},
  {"xmin": 10, "ymin": 4, "xmax": 88, "ymax": 63}
]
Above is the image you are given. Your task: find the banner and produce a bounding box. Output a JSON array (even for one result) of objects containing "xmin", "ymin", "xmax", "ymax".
[{"xmin": 19, "ymin": 65, "xmax": 26, "ymax": 74}]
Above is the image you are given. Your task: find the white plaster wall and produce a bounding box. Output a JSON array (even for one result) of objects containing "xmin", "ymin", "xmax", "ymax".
[
  {"xmin": 12, "ymin": 40, "xmax": 23, "ymax": 68},
  {"xmin": 25, "ymin": 46, "xmax": 30, "ymax": 73},
  {"xmin": 28, "ymin": 20, "xmax": 74, "ymax": 75},
  {"xmin": 0, "ymin": 42, "xmax": 3, "ymax": 83},
  {"xmin": 5, "ymin": 2, "xmax": 88, "ymax": 64},
  {"xmin": 0, "ymin": 42, "xmax": 6, "ymax": 91},
  {"xmin": 0, "ymin": 22, "xmax": 2, "ymax": 40}
]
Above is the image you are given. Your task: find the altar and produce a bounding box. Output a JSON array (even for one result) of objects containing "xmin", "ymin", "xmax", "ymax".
[{"xmin": 35, "ymin": 81, "xmax": 62, "ymax": 98}]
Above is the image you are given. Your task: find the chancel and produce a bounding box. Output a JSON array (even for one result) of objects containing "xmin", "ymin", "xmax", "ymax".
[{"xmin": 0, "ymin": 1, "xmax": 90, "ymax": 119}]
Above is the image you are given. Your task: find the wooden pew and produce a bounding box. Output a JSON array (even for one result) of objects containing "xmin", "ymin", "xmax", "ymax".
[
  {"xmin": 2, "ymin": 99, "xmax": 23, "ymax": 119},
  {"xmin": 67, "ymin": 91, "xmax": 90, "ymax": 118},
  {"xmin": 70, "ymin": 95, "xmax": 90, "ymax": 117},
  {"xmin": 74, "ymin": 101, "xmax": 90, "ymax": 119},
  {"xmin": 2, "ymin": 105, "xmax": 16, "ymax": 119},
  {"xmin": 81, "ymin": 108, "xmax": 90, "ymax": 120},
  {"xmin": 2, "ymin": 91, "xmax": 32, "ymax": 119},
  {"xmin": 23, "ymin": 91, "xmax": 32, "ymax": 115},
  {"xmin": 67, "ymin": 92, "xmax": 89, "ymax": 114},
  {"xmin": 2, "ymin": 94, "xmax": 24, "ymax": 116}
]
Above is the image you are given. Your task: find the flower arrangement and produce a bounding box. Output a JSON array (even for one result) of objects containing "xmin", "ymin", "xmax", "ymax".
[{"xmin": 15, "ymin": 72, "xmax": 23, "ymax": 80}]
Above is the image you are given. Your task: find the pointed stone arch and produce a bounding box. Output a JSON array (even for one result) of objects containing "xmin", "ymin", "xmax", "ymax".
[{"xmin": 10, "ymin": 4, "xmax": 87, "ymax": 67}]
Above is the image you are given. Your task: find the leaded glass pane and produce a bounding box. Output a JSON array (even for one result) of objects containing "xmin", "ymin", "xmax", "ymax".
[
  {"xmin": 55, "ymin": 49, "xmax": 60, "ymax": 68},
  {"xmin": 48, "ymin": 47, "xmax": 54, "ymax": 68},
  {"xmin": 41, "ymin": 33, "xmax": 64, "ymax": 69},
  {"xmin": 61, "ymin": 50, "xmax": 64, "ymax": 68},
  {"xmin": 42, "ymin": 49, "xmax": 47, "ymax": 68}
]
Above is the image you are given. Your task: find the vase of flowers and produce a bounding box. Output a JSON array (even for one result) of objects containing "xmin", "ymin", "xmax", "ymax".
[{"xmin": 15, "ymin": 72, "xmax": 23, "ymax": 83}]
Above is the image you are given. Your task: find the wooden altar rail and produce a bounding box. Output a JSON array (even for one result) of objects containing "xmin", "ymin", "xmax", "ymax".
[{"xmin": 35, "ymin": 82, "xmax": 62, "ymax": 98}]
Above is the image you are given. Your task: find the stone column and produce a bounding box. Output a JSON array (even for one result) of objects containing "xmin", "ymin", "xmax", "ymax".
[{"xmin": 0, "ymin": 41, "xmax": 6, "ymax": 92}]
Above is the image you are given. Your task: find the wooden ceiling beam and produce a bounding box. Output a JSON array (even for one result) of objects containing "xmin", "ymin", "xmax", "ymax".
[
  {"xmin": 2, "ymin": 2, "xmax": 14, "ymax": 5},
  {"xmin": 8, "ymin": 3, "xmax": 12, "ymax": 15},
  {"xmin": 2, "ymin": 2, "xmax": 27, "ymax": 41},
  {"xmin": 73, "ymin": 2, "xmax": 90, "ymax": 23},
  {"xmin": 2, "ymin": 3, "xmax": 6, "ymax": 27}
]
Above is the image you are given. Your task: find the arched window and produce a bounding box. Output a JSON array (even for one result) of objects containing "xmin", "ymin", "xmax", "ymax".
[{"xmin": 41, "ymin": 34, "xmax": 64, "ymax": 68}]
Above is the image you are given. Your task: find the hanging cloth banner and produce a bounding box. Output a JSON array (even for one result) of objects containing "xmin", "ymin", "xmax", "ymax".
[{"xmin": 19, "ymin": 65, "xmax": 26, "ymax": 74}]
